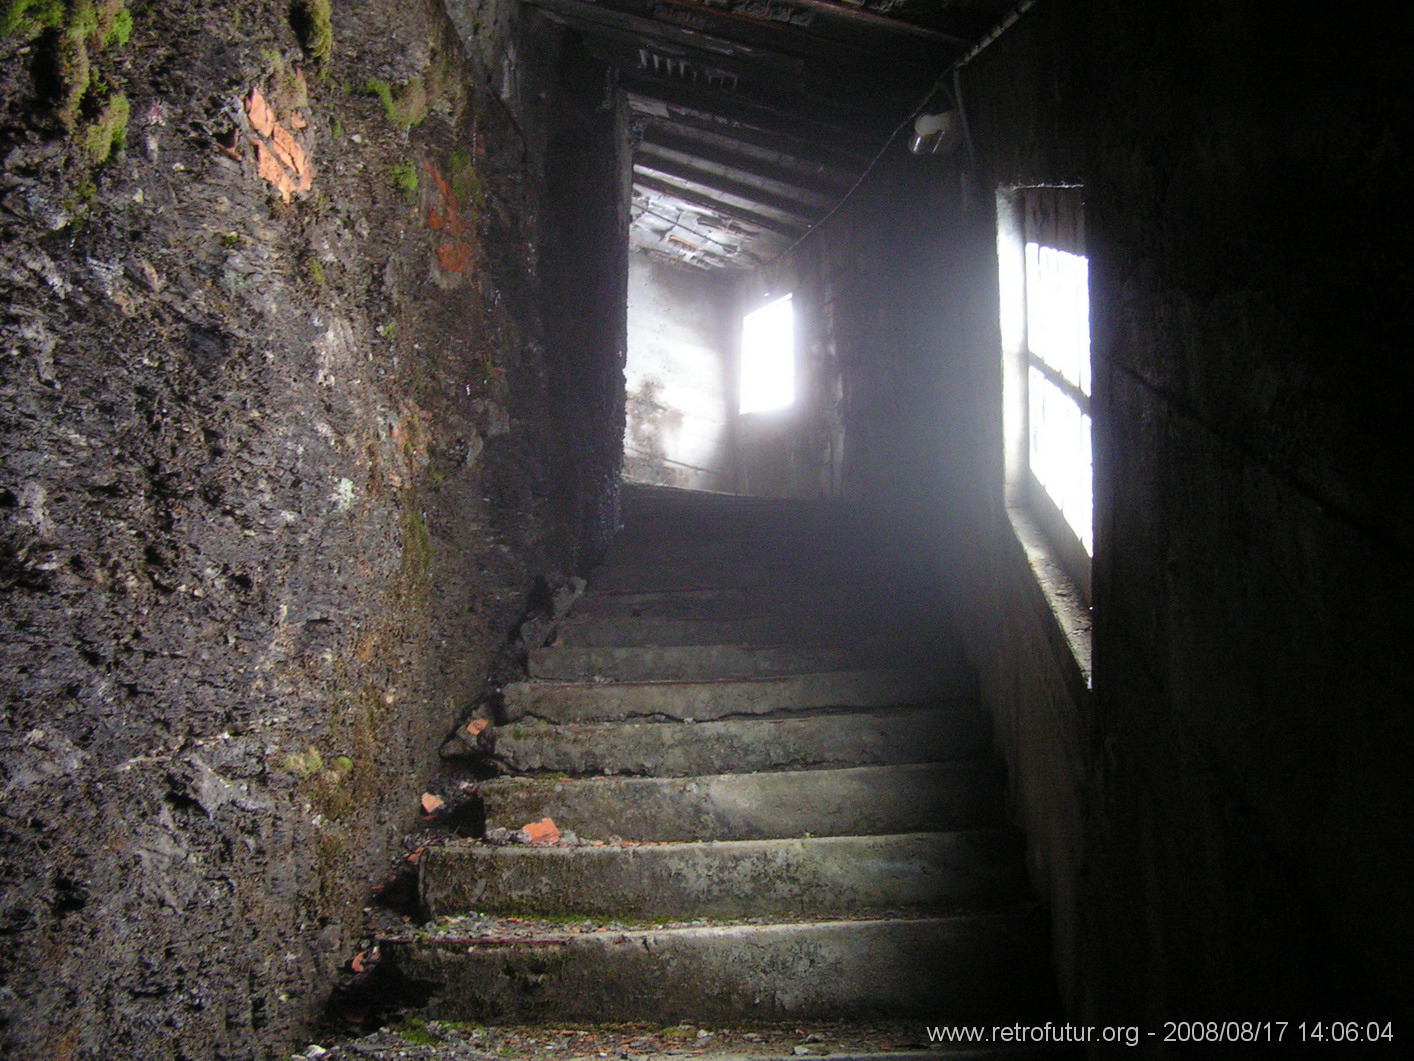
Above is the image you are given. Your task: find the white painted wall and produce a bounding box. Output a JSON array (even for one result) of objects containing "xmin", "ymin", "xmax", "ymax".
[{"xmin": 623, "ymin": 254, "xmax": 737, "ymax": 490}]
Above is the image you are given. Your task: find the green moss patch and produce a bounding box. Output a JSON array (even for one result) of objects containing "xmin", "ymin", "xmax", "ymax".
[
  {"xmin": 390, "ymin": 159, "xmax": 419, "ymax": 202},
  {"xmin": 3, "ymin": 0, "xmax": 65, "ymax": 38},
  {"xmin": 78, "ymin": 87, "xmax": 127, "ymax": 163},
  {"xmin": 366, "ymin": 76, "xmax": 428, "ymax": 129},
  {"xmin": 291, "ymin": 0, "xmax": 332, "ymax": 71},
  {"xmin": 11, "ymin": 0, "xmax": 133, "ymax": 167},
  {"xmin": 397, "ymin": 1018, "xmax": 443, "ymax": 1046},
  {"xmin": 448, "ymin": 147, "xmax": 485, "ymax": 210},
  {"xmin": 97, "ymin": 0, "xmax": 128, "ymax": 47}
]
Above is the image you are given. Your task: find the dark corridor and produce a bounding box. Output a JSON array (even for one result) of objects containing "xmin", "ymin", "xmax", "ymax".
[{"xmin": 1, "ymin": 1, "xmax": 1410, "ymax": 1058}]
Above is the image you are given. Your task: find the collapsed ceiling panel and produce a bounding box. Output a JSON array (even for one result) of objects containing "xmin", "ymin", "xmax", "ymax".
[{"xmin": 521, "ymin": 0, "xmax": 1019, "ymax": 268}]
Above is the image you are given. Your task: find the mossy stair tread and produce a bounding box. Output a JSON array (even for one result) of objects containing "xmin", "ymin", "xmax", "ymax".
[
  {"xmin": 502, "ymin": 667, "xmax": 976, "ymax": 723},
  {"xmin": 379, "ymin": 910, "xmax": 1056, "ymax": 1023},
  {"xmin": 551, "ymin": 609, "xmax": 949, "ymax": 648},
  {"xmin": 566, "ymin": 579, "xmax": 922, "ymax": 620},
  {"xmin": 390, "ymin": 904, "xmax": 1044, "ymax": 942},
  {"xmin": 303, "ymin": 1016, "xmax": 1080, "ymax": 1060},
  {"xmin": 478, "ymin": 760, "xmax": 1007, "ymax": 841},
  {"xmin": 491, "ymin": 705, "xmax": 992, "ymax": 778},
  {"xmin": 419, "ymin": 829, "xmax": 1030, "ymax": 919},
  {"xmin": 528, "ymin": 639, "xmax": 967, "ymax": 681}
]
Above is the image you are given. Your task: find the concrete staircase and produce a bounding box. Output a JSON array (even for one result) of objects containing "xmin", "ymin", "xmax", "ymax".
[{"xmin": 378, "ymin": 485, "xmax": 1069, "ymax": 1055}]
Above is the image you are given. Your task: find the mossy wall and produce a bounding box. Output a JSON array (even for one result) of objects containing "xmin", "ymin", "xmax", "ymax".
[{"xmin": 0, "ymin": 1, "xmax": 626, "ymax": 1056}]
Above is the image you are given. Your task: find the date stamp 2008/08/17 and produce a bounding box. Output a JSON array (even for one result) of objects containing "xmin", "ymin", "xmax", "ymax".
[{"xmin": 926, "ymin": 1021, "xmax": 1396, "ymax": 1048}]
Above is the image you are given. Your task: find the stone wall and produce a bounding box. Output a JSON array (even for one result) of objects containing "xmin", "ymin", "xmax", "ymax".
[
  {"xmin": 0, "ymin": 1, "xmax": 625, "ymax": 1056},
  {"xmin": 1011, "ymin": 0, "xmax": 1410, "ymax": 1037},
  {"xmin": 528, "ymin": 14, "xmax": 629, "ymax": 563}
]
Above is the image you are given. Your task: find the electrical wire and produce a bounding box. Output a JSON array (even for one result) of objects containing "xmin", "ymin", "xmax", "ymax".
[{"xmin": 767, "ymin": 0, "xmax": 1038, "ymax": 265}]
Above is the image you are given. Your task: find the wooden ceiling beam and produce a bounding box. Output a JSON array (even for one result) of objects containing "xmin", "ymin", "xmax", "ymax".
[
  {"xmin": 627, "ymin": 92, "xmax": 875, "ymax": 170},
  {"xmin": 637, "ymin": 141, "xmax": 836, "ymax": 211},
  {"xmin": 759, "ymin": 0, "xmax": 974, "ymax": 45},
  {"xmin": 640, "ymin": 0, "xmax": 960, "ymax": 65},
  {"xmin": 640, "ymin": 124, "xmax": 854, "ymax": 195},
  {"xmin": 522, "ymin": 0, "xmax": 988, "ymax": 65},
  {"xmin": 590, "ymin": 33, "xmax": 917, "ymax": 131},
  {"xmin": 522, "ymin": 0, "xmax": 803, "ymax": 72},
  {"xmin": 526, "ymin": 0, "xmax": 978, "ymax": 82},
  {"xmin": 633, "ymin": 171, "xmax": 810, "ymax": 236},
  {"xmin": 620, "ymin": 71, "xmax": 887, "ymax": 146},
  {"xmin": 634, "ymin": 158, "xmax": 820, "ymax": 224}
]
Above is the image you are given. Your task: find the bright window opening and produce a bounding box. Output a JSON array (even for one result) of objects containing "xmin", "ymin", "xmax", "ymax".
[
  {"xmin": 997, "ymin": 184, "xmax": 1092, "ymax": 679},
  {"xmin": 739, "ymin": 293, "xmax": 794, "ymax": 414},
  {"xmin": 1025, "ymin": 241, "xmax": 1093, "ymax": 555}
]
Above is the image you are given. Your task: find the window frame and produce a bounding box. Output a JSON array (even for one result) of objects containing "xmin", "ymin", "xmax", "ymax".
[{"xmin": 997, "ymin": 184, "xmax": 1093, "ymax": 684}]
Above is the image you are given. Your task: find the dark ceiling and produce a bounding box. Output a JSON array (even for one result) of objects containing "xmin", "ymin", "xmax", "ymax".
[{"xmin": 520, "ymin": 0, "xmax": 1019, "ymax": 270}]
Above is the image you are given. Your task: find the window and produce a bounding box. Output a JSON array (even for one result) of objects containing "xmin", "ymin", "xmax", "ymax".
[
  {"xmin": 739, "ymin": 293, "xmax": 794, "ymax": 414},
  {"xmin": 999, "ymin": 185, "xmax": 1092, "ymax": 604},
  {"xmin": 1026, "ymin": 232, "xmax": 1092, "ymax": 556}
]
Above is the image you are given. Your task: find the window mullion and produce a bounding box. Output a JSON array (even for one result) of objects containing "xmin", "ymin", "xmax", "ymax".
[{"xmin": 1027, "ymin": 352, "xmax": 1090, "ymax": 415}]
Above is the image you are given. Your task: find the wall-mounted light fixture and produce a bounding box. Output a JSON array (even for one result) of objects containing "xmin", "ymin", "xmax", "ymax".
[{"xmin": 909, "ymin": 110, "xmax": 959, "ymax": 155}]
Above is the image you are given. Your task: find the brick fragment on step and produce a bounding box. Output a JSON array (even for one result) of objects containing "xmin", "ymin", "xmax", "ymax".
[
  {"xmin": 440, "ymin": 716, "xmax": 492, "ymax": 759},
  {"xmin": 522, "ymin": 817, "xmax": 560, "ymax": 844}
]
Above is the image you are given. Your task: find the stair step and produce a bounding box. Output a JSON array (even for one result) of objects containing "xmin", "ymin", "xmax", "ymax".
[
  {"xmin": 589, "ymin": 559, "xmax": 900, "ymax": 594},
  {"xmin": 569, "ymin": 580, "xmax": 911, "ymax": 620},
  {"xmin": 370, "ymin": 486, "xmax": 1060, "ymax": 1043},
  {"xmin": 589, "ymin": 529, "xmax": 909, "ymax": 569},
  {"xmin": 479, "ymin": 761, "xmax": 1006, "ymax": 841},
  {"xmin": 420, "ymin": 830, "xmax": 1029, "ymax": 920},
  {"xmin": 294, "ymin": 1018, "xmax": 1083, "ymax": 1060},
  {"xmin": 600, "ymin": 526, "xmax": 868, "ymax": 558},
  {"xmin": 561, "ymin": 1051, "xmax": 1077, "ymax": 1061},
  {"xmin": 619, "ymin": 495, "xmax": 845, "ymax": 522},
  {"xmin": 503, "ymin": 668, "xmax": 974, "ymax": 723},
  {"xmin": 614, "ymin": 518, "xmax": 853, "ymax": 540},
  {"xmin": 553, "ymin": 610, "xmax": 943, "ymax": 648},
  {"xmin": 528, "ymin": 640, "xmax": 966, "ymax": 681},
  {"xmin": 382, "ymin": 910, "xmax": 1053, "ymax": 1024},
  {"xmin": 492, "ymin": 706, "xmax": 992, "ymax": 777}
]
